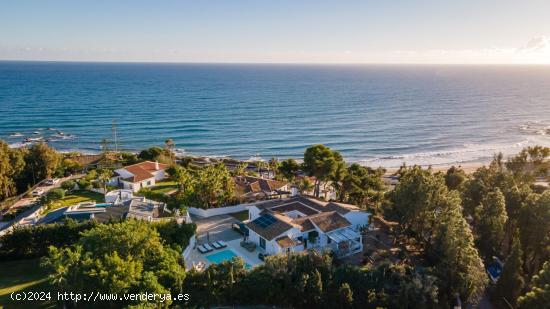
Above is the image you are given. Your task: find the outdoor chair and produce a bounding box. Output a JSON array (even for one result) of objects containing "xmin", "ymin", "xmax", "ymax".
[
  {"xmin": 216, "ymin": 240, "xmax": 228, "ymax": 248},
  {"xmin": 197, "ymin": 244, "xmax": 212, "ymax": 254}
]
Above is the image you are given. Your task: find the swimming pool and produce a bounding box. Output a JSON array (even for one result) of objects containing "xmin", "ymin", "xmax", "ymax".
[
  {"xmin": 95, "ymin": 203, "xmax": 112, "ymax": 207},
  {"xmin": 206, "ymin": 249, "xmax": 251, "ymax": 268}
]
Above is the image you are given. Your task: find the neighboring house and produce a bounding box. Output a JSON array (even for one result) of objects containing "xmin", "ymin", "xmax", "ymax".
[
  {"xmin": 245, "ymin": 195, "xmax": 369, "ymax": 257},
  {"xmin": 235, "ymin": 176, "xmax": 291, "ymax": 202},
  {"xmin": 111, "ymin": 161, "xmax": 169, "ymax": 192},
  {"xmin": 40, "ymin": 197, "xmax": 184, "ymax": 224},
  {"xmin": 104, "ymin": 189, "xmax": 134, "ymax": 204},
  {"xmin": 126, "ymin": 197, "xmax": 175, "ymax": 222},
  {"xmin": 72, "ymin": 154, "xmax": 103, "ymax": 168}
]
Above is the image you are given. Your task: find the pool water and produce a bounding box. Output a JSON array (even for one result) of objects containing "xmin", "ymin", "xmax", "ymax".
[
  {"xmin": 95, "ymin": 203, "xmax": 112, "ymax": 207},
  {"xmin": 206, "ymin": 249, "xmax": 252, "ymax": 268}
]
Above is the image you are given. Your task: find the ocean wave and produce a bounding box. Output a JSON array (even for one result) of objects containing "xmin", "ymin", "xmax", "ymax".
[
  {"xmin": 519, "ymin": 121, "xmax": 550, "ymax": 136},
  {"xmin": 359, "ymin": 138, "xmax": 547, "ymax": 168}
]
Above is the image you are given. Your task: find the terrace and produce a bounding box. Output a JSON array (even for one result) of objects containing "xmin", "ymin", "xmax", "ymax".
[
  {"xmin": 185, "ymin": 213, "xmax": 263, "ymax": 271},
  {"xmin": 186, "ymin": 238, "xmax": 263, "ymax": 270}
]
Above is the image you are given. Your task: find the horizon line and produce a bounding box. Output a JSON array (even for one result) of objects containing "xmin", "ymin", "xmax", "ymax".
[{"xmin": 1, "ymin": 59, "xmax": 550, "ymax": 66}]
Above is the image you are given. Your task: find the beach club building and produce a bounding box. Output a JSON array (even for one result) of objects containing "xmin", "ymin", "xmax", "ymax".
[
  {"xmin": 245, "ymin": 196, "xmax": 370, "ymax": 257},
  {"xmin": 111, "ymin": 161, "xmax": 169, "ymax": 192}
]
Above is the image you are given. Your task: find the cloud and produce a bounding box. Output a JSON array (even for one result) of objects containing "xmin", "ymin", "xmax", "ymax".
[{"xmin": 518, "ymin": 36, "xmax": 550, "ymax": 53}]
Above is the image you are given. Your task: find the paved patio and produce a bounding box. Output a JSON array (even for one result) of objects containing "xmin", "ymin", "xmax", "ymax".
[
  {"xmin": 186, "ymin": 213, "xmax": 264, "ymax": 270},
  {"xmin": 192, "ymin": 213, "xmax": 243, "ymax": 244},
  {"xmin": 185, "ymin": 238, "xmax": 264, "ymax": 270}
]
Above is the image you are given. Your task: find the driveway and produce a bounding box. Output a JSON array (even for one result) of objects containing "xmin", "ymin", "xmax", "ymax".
[
  {"xmin": 0, "ymin": 174, "xmax": 83, "ymax": 236},
  {"xmin": 192, "ymin": 214, "xmax": 244, "ymax": 245}
]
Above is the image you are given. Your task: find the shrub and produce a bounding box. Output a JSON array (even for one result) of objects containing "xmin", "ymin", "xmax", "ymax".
[
  {"xmin": 61, "ymin": 180, "xmax": 76, "ymax": 190},
  {"xmin": 77, "ymin": 179, "xmax": 91, "ymax": 190},
  {"xmin": 40, "ymin": 188, "xmax": 65, "ymax": 205},
  {"xmin": 153, "ymin": 220, "xmax": 196, "ymax": 249},
  {"xmin": 0, "ymin": 219, "xmax": 97, "ymax": 261}
]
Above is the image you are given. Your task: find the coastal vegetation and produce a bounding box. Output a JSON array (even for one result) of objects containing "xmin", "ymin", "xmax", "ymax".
[
  {"xmin": 0, "ymin": 140, "xmax": 73, "ymax": 201},
  {"xmin": 41, "ymin": 220, "xmax": 186, "ymax": 307},
  {"xmin": 183, "ymin": 251, "xmax": 439, "ymax": 308},
  {"xmin": 0, "ymin": 219, "xmax": 195, "ymax": 262},
  {"xmin": 303, "ymin": 144, "xmax": 344, "ymax": 197},
  {"xmin": 0, "ymin": 139, "xmax": 549, "ymax": 307}
]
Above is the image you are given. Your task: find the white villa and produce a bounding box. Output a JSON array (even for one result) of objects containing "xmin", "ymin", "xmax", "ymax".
[
  {"xmin": 111, "ymin": 161, "xmax": 169, "ymax": 192},
  {"xmin": 245, "ymin": 195, "xmax": 369, "ymax": 257}
]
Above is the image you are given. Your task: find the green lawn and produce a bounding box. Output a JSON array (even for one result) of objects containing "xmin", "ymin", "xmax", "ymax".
[
  {"xmin": 0, "ymin": 259, "xmax": 55, "ymax": 308},
  {"xmin": 44, "ymin": 190, "xmax": 105, "ymax": 214},
  {"xmin": 150, "ymin": 180, "xmax": 179, "ymax": 194}
]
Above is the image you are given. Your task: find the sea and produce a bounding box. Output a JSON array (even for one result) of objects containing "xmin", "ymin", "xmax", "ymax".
[{"xmin": 1, "ymin": 61, "xmax": 549, "ymax": 168}]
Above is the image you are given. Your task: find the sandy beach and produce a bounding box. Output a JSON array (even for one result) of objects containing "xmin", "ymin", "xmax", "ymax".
[{"xmin": 383, "ymin": 161, "xmax": 485, "ymax": 175}]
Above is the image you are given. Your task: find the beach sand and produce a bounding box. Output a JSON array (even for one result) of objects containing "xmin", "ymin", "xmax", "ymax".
[{"xmin": 383, "ymin": 161, "xmax": 485, "ymax": 175}]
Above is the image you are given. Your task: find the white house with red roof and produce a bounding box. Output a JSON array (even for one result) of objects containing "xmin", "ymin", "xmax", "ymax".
[{"xmin": 111, "ymin": 161, "xmax": 169, "ymax": 192}]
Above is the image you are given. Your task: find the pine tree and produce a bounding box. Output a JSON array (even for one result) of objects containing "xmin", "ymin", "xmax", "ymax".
[
  {"xmin": 475, "ymin": 188, "xmax": 508, "ymax": 259},
  {"xmin": 495, "ymin": 232, "xmax": 524, "ymax": 307},
  {"xmin": 518, "ymin": 260, "xmax": 550, "ymax": 309}
]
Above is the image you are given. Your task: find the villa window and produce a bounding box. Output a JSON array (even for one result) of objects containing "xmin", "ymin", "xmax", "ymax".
[{"xmin": 259, "ymin": 237, "xmax": 266, "ymax": 249}]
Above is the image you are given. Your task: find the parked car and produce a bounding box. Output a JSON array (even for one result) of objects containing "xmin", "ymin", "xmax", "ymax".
[
  {"xmin": 45, "ymin": 178, "xmax": 60, "ymax": 185},
  {"xmin": 32, "ymin": 188, "xmax": 45, "ymax": 196}
]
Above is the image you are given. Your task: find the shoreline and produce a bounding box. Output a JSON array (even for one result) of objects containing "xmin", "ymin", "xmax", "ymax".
[
  {"xmin": 59, "ymin": 148, "xmax": 488, "ymax": 175},
  {"xmin": 383, "ymin": 161, "xmax": 485, "ymax": 175},
  {"xmin": 7, "ymin": 141, "xmax": 492, "ymax": 174},
  {"xmin": 4, "ymin": 140, "xmax": 511, "ymax": 175}
]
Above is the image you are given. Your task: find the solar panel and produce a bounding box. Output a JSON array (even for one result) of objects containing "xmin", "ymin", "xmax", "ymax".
[{"xmin": 254, "ymin": 213, "xmax": 277, "ymax": 228}]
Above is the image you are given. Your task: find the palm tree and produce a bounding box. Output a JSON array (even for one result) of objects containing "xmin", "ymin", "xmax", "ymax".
[
  {"xmin": 233, "ymin": 163, "xmax": 248, "ymax": 177},
  {"xmin": 268, "ymin": 157, "xmax": 280, "ymax": 178},
  {"xmin": 257, "ymin": 161, "xmax": 267, "ymax": 178},
  {"xmin": 172, "ymin": 165, "xmax": 193, "ymax": 194},
  {"xmin": 97, "ymin": 169, "xmax": 113, "ymax": 196},
  {"xmin": 165, "ymin": 138, "xmax": 175, "ymax": 165},
  {"xmin": 298, "ymin": 178, "xmax": 314, "ymax": 195}
]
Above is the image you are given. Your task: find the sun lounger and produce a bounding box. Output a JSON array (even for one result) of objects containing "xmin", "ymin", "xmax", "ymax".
[
  {"xmin": 211, "ymin": 242, "xmax": 222, "ymax": 249},
  {"xmin": 203, "ymin": 243, "xmax": 214, "ymax": 251},
  {"xmin": 216, "ymin": 240, "xmax": 227, "ymax": 248},
  {"xmin": 197, "ymin": 245, "xmax": 209, "ymax": 254}
]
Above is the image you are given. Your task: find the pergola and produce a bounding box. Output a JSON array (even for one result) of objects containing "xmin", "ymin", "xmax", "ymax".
[{"xmin": 327, "ymin": 227, "xmax": 362, "ymax": 256}]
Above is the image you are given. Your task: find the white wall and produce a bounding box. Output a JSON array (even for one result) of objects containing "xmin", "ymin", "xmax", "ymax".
[
  {"xmin": 344, "ymin": 211, "xmax": 370, "ymax": 231},
  {"xmin": 248, "ymin": 227, "xmax": 302, "ymax": 255},
  {"xmin": 152, "ymin": 170, "xmax": 166, "ymax": 181},
  {"xmin": 121, "ymin": 178, "xmax": 155, "ymax": 192},
  {"xmin": 188, "ymin": 203, "xmax": 252, "ymax": 218},
  {"xmin": 248, "ymin": 205, "xmax": 262, "ymax": 221},
  {"xmin": 182, "ymin": 234, "xmax": 196, "ymax": 260}
]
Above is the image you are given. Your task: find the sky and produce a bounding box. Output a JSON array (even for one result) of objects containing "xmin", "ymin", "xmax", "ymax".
[{"xmin": 1, "ymin": 0, "xmax": 550, "ymax": 64}]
